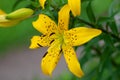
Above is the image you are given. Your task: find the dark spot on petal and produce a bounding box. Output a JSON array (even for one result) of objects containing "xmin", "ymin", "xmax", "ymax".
[
  {"xmin": 44, "ymin": 17, "xmax": 46, "ymax": 18},
  {"xmin": 43, "ymin": 52, "xmax": 48, "ymax": 58},
  {"xmin": 75, "ymin": 39, "xmax": 77, "ymax": 40},
  {"xmin": 68, "ymin": 58, "xmax": 70, "ymax": 61},
  {"xmin": 60, "ymin": 49, "xmax": 62, "ymax": 53},
  {"xmin": 55, "ymin": 62, "xmax": 57, "ymax": 64},
  {"xmin": 48, "ymin": 54, "xmax": 51, "ymax": 56},
  {"xmin": 50, "ymin": 39, "xmax": 55, "ymax": 44},
  {"xmin": 48, "ymin": 25, "xmax": 50, "ymax": 28},
  {"xmin": 75, "ymin": 35, "xmax": 77, "ymax": 37},
  {"xmin": 37, "ymin": 43, "xmax": 43, "ymax": 47},
  {"xmin": 48, "ymin": 60, "xmax": 50, "ymax": 62},
  {"xmin": 42, "ymin": 35, "xmax": 46, "ymax": 37},
  {"xmin": 49, "ymin": 32, "xmax": 55, "ymax": 36}
]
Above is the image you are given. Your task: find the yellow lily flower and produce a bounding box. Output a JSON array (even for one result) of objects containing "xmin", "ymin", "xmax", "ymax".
[
  {"xmin": 39, "ymin": 0, "xmax": 81, "ymax": 16},
  {"xmin": 29, "ymin": 4, "xmax": 102, "ymax": 77}
]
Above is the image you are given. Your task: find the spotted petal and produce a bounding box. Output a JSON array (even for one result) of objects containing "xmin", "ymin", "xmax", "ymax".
[
  {"xmin": 41, "ymin": 40, "xmax": 62, "ymax": 75},
  {"xmin": 32, "ymin": 14, "xmax": 57, "ymax": 35},
  {"xmin": 64, "ymin": 27, "xmax": 102, "ymax": 46},
  {"xmin": 39, "ymin": 0, "xmax": 46, "ymax": 9},
  {"xmin": 29, "ymin": 35, "xmax": 49, "ymax": 49},
  {"xmin": 58, "ymin": 4, "xmax": 70, "ymax": 31},
  {"xmin": 62, "ymin": 44, "xmax": 84, "ymax": 78},
  {"xmin": 68, "ymin": 0, "xmax": 81, "ymax": 17}
]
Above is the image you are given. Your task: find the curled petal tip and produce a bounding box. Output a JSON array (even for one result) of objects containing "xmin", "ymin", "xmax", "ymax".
[
  {"xmin": 68, "ymin": 0, "xmax": 81, "ymax": 17},
  {"xmin": 98, "ymin": 29, "xmax": 102, "ymax": 35},
  {"xmin": 77, "ymin": 70, "xmax": 84, "ymax": 78},
  {"xmin": 39, "ymin": 0, "xmax": 46, "ymax": 9},
  {"xmin": 93, "ymin": 29, "xmax": 102, "ymax": 36}
]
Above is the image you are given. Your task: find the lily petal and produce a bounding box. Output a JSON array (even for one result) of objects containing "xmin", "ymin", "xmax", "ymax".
[
  {"xmin": 39, "ymin": 0, "xmax": 46, "ymax": 9},
  {"xmin": 32, "ymin": 14, "xmax": 57, "ymax": 35},
  {"xmin": 29, "ymin": 35, "xmax": 53, "ymax": 49},
  {"xmin": 62, "ymin": 44, "xmax": 84, "ymax": 78},
  {"xmin": 68, "ymin": 0, "xmax": 81, "ymax": 17},
  {"xmin": 41, "ymin": 40, "xmax": 61, "ymax": 75},
  {"xmin": 64, "ymin": 27, "xmax": 102, "ymax": 46},
  {"xmin": 58, "ymin": 4, "xmax": 70, "ymax": 31}
]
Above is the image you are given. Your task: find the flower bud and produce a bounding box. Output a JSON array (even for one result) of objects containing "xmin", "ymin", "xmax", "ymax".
[
  {"xmin": 0, "ymin": 15, "xmax": 20, "ymax": 27},
  {"xmin": 6, "ymin": 8, "xmax": 34, "ymax": 20}
]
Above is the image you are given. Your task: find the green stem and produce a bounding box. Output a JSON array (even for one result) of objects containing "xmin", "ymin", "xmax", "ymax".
[{"xmin": 78, "ymin": 17, "xmax": 95, "ymax": 27}]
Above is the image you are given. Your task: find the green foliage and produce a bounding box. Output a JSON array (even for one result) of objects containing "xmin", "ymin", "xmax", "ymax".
[
  {"xmin": 87, "ymin": 1, "xmax": 96, "ymax": 23},
  {"xmin": 0, "ymin": 0, "xmax": 120, "ymax": 80},
  {"xmin": 91, "ymin": 0, "xmax": 113, "ymax": 16}
]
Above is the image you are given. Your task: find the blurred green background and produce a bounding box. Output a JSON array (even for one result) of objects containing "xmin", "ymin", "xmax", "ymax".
[
  {"xmin": 0, "ymin": 0, "xmax": 39, "ymax": 56},
  {"xmin": 0, "ymin": 0, "xmax": 120, "ymax": 80}
]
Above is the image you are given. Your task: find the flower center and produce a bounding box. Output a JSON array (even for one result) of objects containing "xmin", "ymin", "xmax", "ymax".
[{"xmin": 56, "ymin": 32, "xmax": 64, "ymax": 45}]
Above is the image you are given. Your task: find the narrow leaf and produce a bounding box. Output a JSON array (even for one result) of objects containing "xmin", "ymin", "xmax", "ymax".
[{"xmin": 86, "ymin": 2, "xmax": 96, "ymax": 23}]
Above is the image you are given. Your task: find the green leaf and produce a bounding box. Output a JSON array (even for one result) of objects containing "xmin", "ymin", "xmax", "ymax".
[
  {"xmin": 51, "ymin": 0, "xmax": 67, "ymax": 9},
  {"xmin": 91, "ymin": 0, "xmax": 113, "ymax": 16},
  {"xmin": 97, "ymin": 16, "xmax": 119, "ymax": 36},
  {"xmin": 97, "ymin": 17, "xmax": 113, "ymax": 24},
  {"xmin": 12, "ymin": 0, "xmax": 32, "ymax": 10},
  {"xmin": 112, "ymin": 51, "xmax": 120, "ymax": 65},
  {"xmin": 86, "ymin": 1, "xmax": 96, "ymax": 23},
  {"xmin": 12, "ymin": 0, "xmax": 24, "ymax": 9},
  {"xmin": 97, "ymin": 46, "xmax": 112, "ymax": 80},
  {"xmin": 81, "ymin": 67, "xmax": 98, "ymax": 80},
  {"xmin": 102, "ymin": 33, "xmax": 115, "ymax": 49},
  {"xmin": 108, "ymin": 21, "xmax": 119, "ymax": 36},
  {"xmin": 83, "ymin": 57, "xmax": 100, "ymax": 74},
  {"xmin": 109, "ymin": 0, "xmax": 120, "ymax": 16}
]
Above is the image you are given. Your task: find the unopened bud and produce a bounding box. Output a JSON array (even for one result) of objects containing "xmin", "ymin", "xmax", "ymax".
[
  {"xmin": 0, "ymin": 15, "xmax": 20, "ymax": 27},
  {"xmin": 6, "ymin": 8, "xmax": 34, "ymax": 20}
]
